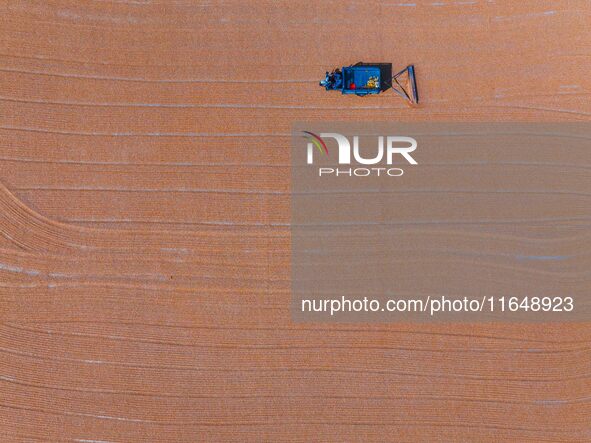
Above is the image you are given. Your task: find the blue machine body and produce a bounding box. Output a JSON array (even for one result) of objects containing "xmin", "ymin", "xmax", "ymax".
[
  {"xmin": 320, "ymin": 63, "xmax": 392, "ymax": 96},
  {"xmin": 341, "ymin": 65, "xmax": 382, "ymax": 95}
]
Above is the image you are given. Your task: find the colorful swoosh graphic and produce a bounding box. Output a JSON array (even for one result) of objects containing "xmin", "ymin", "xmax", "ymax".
[{"xmin": 302, "ymin": 131, "xmax": 328, "ymax": 156}]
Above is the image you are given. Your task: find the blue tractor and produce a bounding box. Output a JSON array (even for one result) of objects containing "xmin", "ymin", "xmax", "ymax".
[{"xmin": 320, "ymin": 63, "xmax": 418, "ymax": 104}]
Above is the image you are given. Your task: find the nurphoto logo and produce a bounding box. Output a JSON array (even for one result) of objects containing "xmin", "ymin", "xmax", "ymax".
[{"xmin": 302, "ymin": 131, "xmax": 418, "ymax": 177}]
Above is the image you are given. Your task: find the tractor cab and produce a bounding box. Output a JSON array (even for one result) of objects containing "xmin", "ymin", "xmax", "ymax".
[{"xmin": 319, "ymin": 69, "xmax": 343, "ymax": 90}]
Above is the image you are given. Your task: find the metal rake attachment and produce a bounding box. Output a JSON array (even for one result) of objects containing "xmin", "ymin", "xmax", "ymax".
[{"xmin": 391, "ymin": 65, "xmax": 419, "ymax": 105}]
